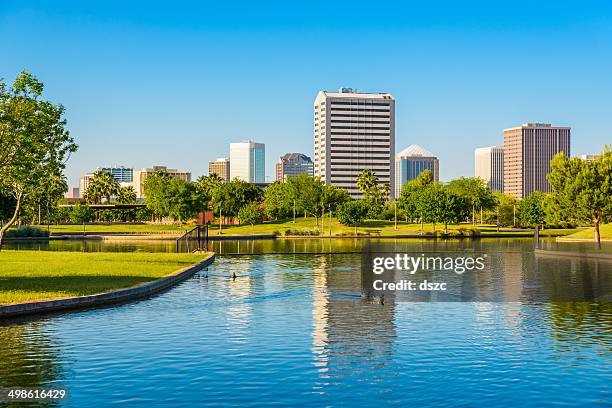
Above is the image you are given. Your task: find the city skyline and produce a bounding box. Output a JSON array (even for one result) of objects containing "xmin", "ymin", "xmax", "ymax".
[{"xmin": 2, "ymin": 1, "xmax": 610, "ymax": 188}]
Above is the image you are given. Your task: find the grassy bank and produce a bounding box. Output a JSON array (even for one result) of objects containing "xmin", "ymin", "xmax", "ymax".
[
  {"xmin": 559, "ymin": 224, "xmax": 612, "ymax": 241},
  {"xmin": 23, "ymin": 219, "xmax": 578, "ymax": 238},
  {"xmin": 0, "ymin": 251, "xmax": 209, "ymax": 305},
  {"xmin": 36, "ymin": 223, "xmax": 189, "ymax": 234},
  {"xmin": 207, "ymin": 217, "xmax": 577, "ymax": 237}
]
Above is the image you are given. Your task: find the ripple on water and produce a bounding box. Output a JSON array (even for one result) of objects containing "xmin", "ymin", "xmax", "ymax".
[{"xmin": 0, "ymin": 249, "xmax": 611, "ymax": 407}]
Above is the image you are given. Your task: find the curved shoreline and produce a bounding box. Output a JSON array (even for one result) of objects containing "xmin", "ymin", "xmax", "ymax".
[{"xmin": 0, "ymin": 253, "xmax": 215, "ymax": 319}]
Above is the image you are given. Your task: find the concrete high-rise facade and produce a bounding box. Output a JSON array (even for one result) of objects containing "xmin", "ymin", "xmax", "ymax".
[
  {"xmin": 209, "ymin": 158, "xmax": 230, "ymax": 181},
  {"xmin": 276, "ymin": 153, "xmax": 314, "ymax": 181},
  {"xmin": 134, "ymin": 166, "xmax": 191, "ymax": 198},
  {"xmin": 503, "ymin": 123, "xmax": 570, "ymax": 199},
  {"xmin": 395, "ymin": 145, "xmax": 439, "ymax": 198},
  {"xmin": 474, "ymin": 146, "xmax": 504, "ymax": 192},
  {"xmin": 229, "ymin": 140, "xmax": 265, "ymax": 183},
  {"xmin": 314, "ymin": 88, "xmax": 395, "ymax": 199},
  {"xmin": 79, "ymin": 173, "xmax": 94, "ymax": 194}
]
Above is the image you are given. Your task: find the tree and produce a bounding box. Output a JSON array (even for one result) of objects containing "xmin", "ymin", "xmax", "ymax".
[
  {"xmin": 417, "ymin": 183, "xmax": 469, "ymax": 233},
  {"xmin": 70, "ymin": 202, "xmax": 94, "ymax": 233},
  {"xmin": 336, "ymin": 200, "xmax": 368, "ymax": 235},
  {"xmin": 211, "ymin": 178, "xmax": 262, "ymax": 221},
  {"xmin": 116, "ymin": 185, "xmax": 137, "ymax": 204},
  {"xmin": 547, "ymin": 148, "xmax": 612, "ymax": 249},
  {"xmin": 518, "ymin": 191, "xmax": 546, "ymax": 228},
  {"xmin": 144, "ymin": 172, "xmax": 206, "ymax": 222},
  {"xmin": 356, "ymin": 169, "xmax": 384, "ymax": 218},
  {"xmin": 0, "ymin": 71, "xmax": 77, "ymax": 249},
  {"xmin": 197, "ymin": 173, "xmax": 223, "ymax": 198},
  {"xmin": 488, "ymin": 192, "xmax": 518, "ymax": 227},
  {"xmin": 143, "ymin": 171, "xmax": 173, "ymax": 220},
  {"xmin": 447, "ymin": 177, "xmax": 495, "ymax": 224},
  {"xmin": 84, "ymin": 171, "xmax": 120, "ymax": 204},
  {"xmin": 397, "ymin": 169, "xmax": 434, "ymax": 226},
  {"xmin": 238, "ymin": 201, "xmax": 264, "ymax": 234},
  {"xmin": 263, "ymin": 181, "xmax": 292, "ymax": 219}
]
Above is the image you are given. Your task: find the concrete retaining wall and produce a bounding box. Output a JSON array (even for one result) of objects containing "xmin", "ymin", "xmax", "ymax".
[{"xmin": 0, "ymin": 253, "xmax": 215, "ymax": 319}]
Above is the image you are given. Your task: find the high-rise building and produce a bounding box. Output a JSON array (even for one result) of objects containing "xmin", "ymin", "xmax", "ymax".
[
  {"xmin": 229, "ymin": 140, "xmax": 265, "ymax": 183},
  {"xmin": 395, "ymin": 144, "xmax": 439, "ymax": 198},
  {"xmin": 66, "ymin": 187, "xmax": 80, "ymax": 199},
  {"xmin": 580, "ymin": 154, "xmax": 600, "ymax": 162},
  {"xmin": 503, "ymin": 123, "xmax": 570, "ymax": 199},
  {"xmin": 314, "ymin": 88, "xmax": 395, "ymax": 199},
  {"xmin": 97, "ymin": 165, "xmax": 133, "ymax": 183},
  {"xmin": 79, "ymin": 173, "xmax": 94, "ymax": 194},
  {"xmin": 474, "ymin": 146, "xmax": 504, "ymax": 192},
  {"xmin": 133, "ymin": 166, "xmax": 192, "ymax": 198},
  {"xmin": 209, "ymin": 158, "xmax": 230, "ymax": 181},
  {"xmin": 276, "ymin": 153, "xmax": 314, "ymax": 181}
]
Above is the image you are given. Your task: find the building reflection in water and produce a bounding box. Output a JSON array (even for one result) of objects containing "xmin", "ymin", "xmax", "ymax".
[
  {"xmin": 225, "ymin": 258, "xmax": 256, "ymax": 346},
  {"xmin": 310, "ymin": 254, "xmax": 397, "ymax": 391}
]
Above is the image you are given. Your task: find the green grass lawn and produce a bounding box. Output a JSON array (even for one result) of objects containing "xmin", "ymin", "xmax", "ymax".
[
  {"xmin": 22, "ymin": 219, "xmax": 577, "ymax": 238},
  {"xmin": 208, "ymin": 217, "xmax": 577, "ymax": 237},
  {"xmin": 38, "ymin": 223, "xmax": 190, "ymax": 234},
  {"xmin": 559, "ymin": 224, "xmax": 612, "ymax": 241},
  {"xmin": 0, "ymin": 251, "xmax": 210, "ymax": 305}
]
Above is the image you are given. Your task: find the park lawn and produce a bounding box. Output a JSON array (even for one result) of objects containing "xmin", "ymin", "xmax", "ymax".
[
  {"xmin": 560, "ymin": 224, "xmax": 612, "ymax": 241},
  {"xmin": 40, "ymin": 223, "xmax": 190, "ymax": 234},
  {"xmin": 0, "ymin": 251, "xmax": 210, "ymax": 305},
  {"xmin": 208, "ymin": 217, "xmax": 576, "ymax": 237}
]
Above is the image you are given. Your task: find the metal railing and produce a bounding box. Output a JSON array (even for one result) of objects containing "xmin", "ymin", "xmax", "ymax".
[{"xmin": 176, "ymin": 224, "xmax": 208, "ymax": 253}]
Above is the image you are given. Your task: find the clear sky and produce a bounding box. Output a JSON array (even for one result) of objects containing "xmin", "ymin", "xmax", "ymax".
[{"xmin": 1, "ymin": 1, "xmax": 611, "ymax": 187}]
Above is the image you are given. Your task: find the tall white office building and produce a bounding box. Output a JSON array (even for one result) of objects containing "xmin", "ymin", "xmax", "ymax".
[
  {"xmin": 474, "ymin": 146, "xmax": 504, "ymax": 192},
  {"xmin": 314, "ymin": 88, "xmax": 395, "ymax": 199},
  {"xmin": 229, "ymin": 140, "xmax": 265, "ymax": 183}
]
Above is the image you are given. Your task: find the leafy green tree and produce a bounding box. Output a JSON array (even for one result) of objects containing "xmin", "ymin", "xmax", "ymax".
[
  {"xmin": 238, "ymin": 201, "xmax": 264, "ymax": 234},
  {"xmin": 70, "ymin": 202, "xmax": 94, "ymax": 233},
  {"xmin": 143, "ymin": 171, "xmax": 173, "ymax": 220},
  {"xmin": 263, "ymin": 181, "xmax": 291, "ymax": 219},
  {"xmin": 211, "ymin": 178, "xmax": 262, "ymax": 221},
  {"xmin": 322, "ymin": 184, "xmax": 350, "ymax": 213},
  {"xmin": 447, "ymin": 177, "xmax": 495, "ymax": 224},
  {"xmin": 84, "ymin": 171, "xmax": 120, "ymax": 204},
  {"xmin": 547, "ymin": 148, "xmax": 612, "ymax": 248},
  {"xmin": 336, "ymin": 200, "xmax": 368, "ymax": 235},
  {"xmin": 518, "ymin": 191, "xmax": 546, "ymax": 228},
  {"xmin": 417, "ymin": 183, "xmax": 469, "ymax": 233},
  {"xmin": 397, "ymin": 169, "xmax": 434, "ymax": 229},
  {"xmin": 144, "ymin": 172, "xmax": 207, "ymax": 222},
  {"xmin": 487, "ymin": 191, "xmax": 518, "ymax": 226},
  {"xmin": 0, "ymin": 71, "xmax": 77, "ymax": 249}
]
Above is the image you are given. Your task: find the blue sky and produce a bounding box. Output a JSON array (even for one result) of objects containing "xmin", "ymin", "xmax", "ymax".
[{"xmin": 1, "ymin": 1, "xmax": 611, "ymax": 187}]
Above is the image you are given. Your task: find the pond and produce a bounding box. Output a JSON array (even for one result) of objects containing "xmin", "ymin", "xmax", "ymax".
[{"xmin": 1, "ymin": 239, "xmax": 611, "ymax": 407}]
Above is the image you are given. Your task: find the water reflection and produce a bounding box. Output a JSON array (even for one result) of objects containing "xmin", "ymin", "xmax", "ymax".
[
  {"xmin": 1, "ymin": 240, "xmax": 611, "ymax": 406},
  {"xmin": 0, "ymin": 322, "xmax": 64, "ymax": 408}
]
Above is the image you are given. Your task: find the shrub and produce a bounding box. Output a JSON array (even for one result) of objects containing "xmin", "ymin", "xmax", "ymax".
[
  {"xmin": 284, "ymin": 228, "xmax": 320, "ymax": 236},
  {"xmin": 6, "ymin": 226, "xmax": 50, "ymax": 238}
]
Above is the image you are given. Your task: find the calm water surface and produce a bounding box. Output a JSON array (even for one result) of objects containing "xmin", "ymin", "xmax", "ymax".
[{"xmin": 1, "ymin": 239, "xmax": 611, "ymax": 407}]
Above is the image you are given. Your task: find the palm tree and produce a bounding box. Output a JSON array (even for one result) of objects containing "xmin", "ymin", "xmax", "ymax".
[
  {"xmin": 356, "ymin": 169, "xmax": 378, "ymax": 195},
  {"xmin": 84, "ymin": 171, "xmax": 120, "ymax": 204},
  {"xmin": 117, "ymin": 186, "xmax": 137, "ymax": 203},
  {"xmin": 382, "ymin": 182, "xmax": 391, "ymax": 200}
]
